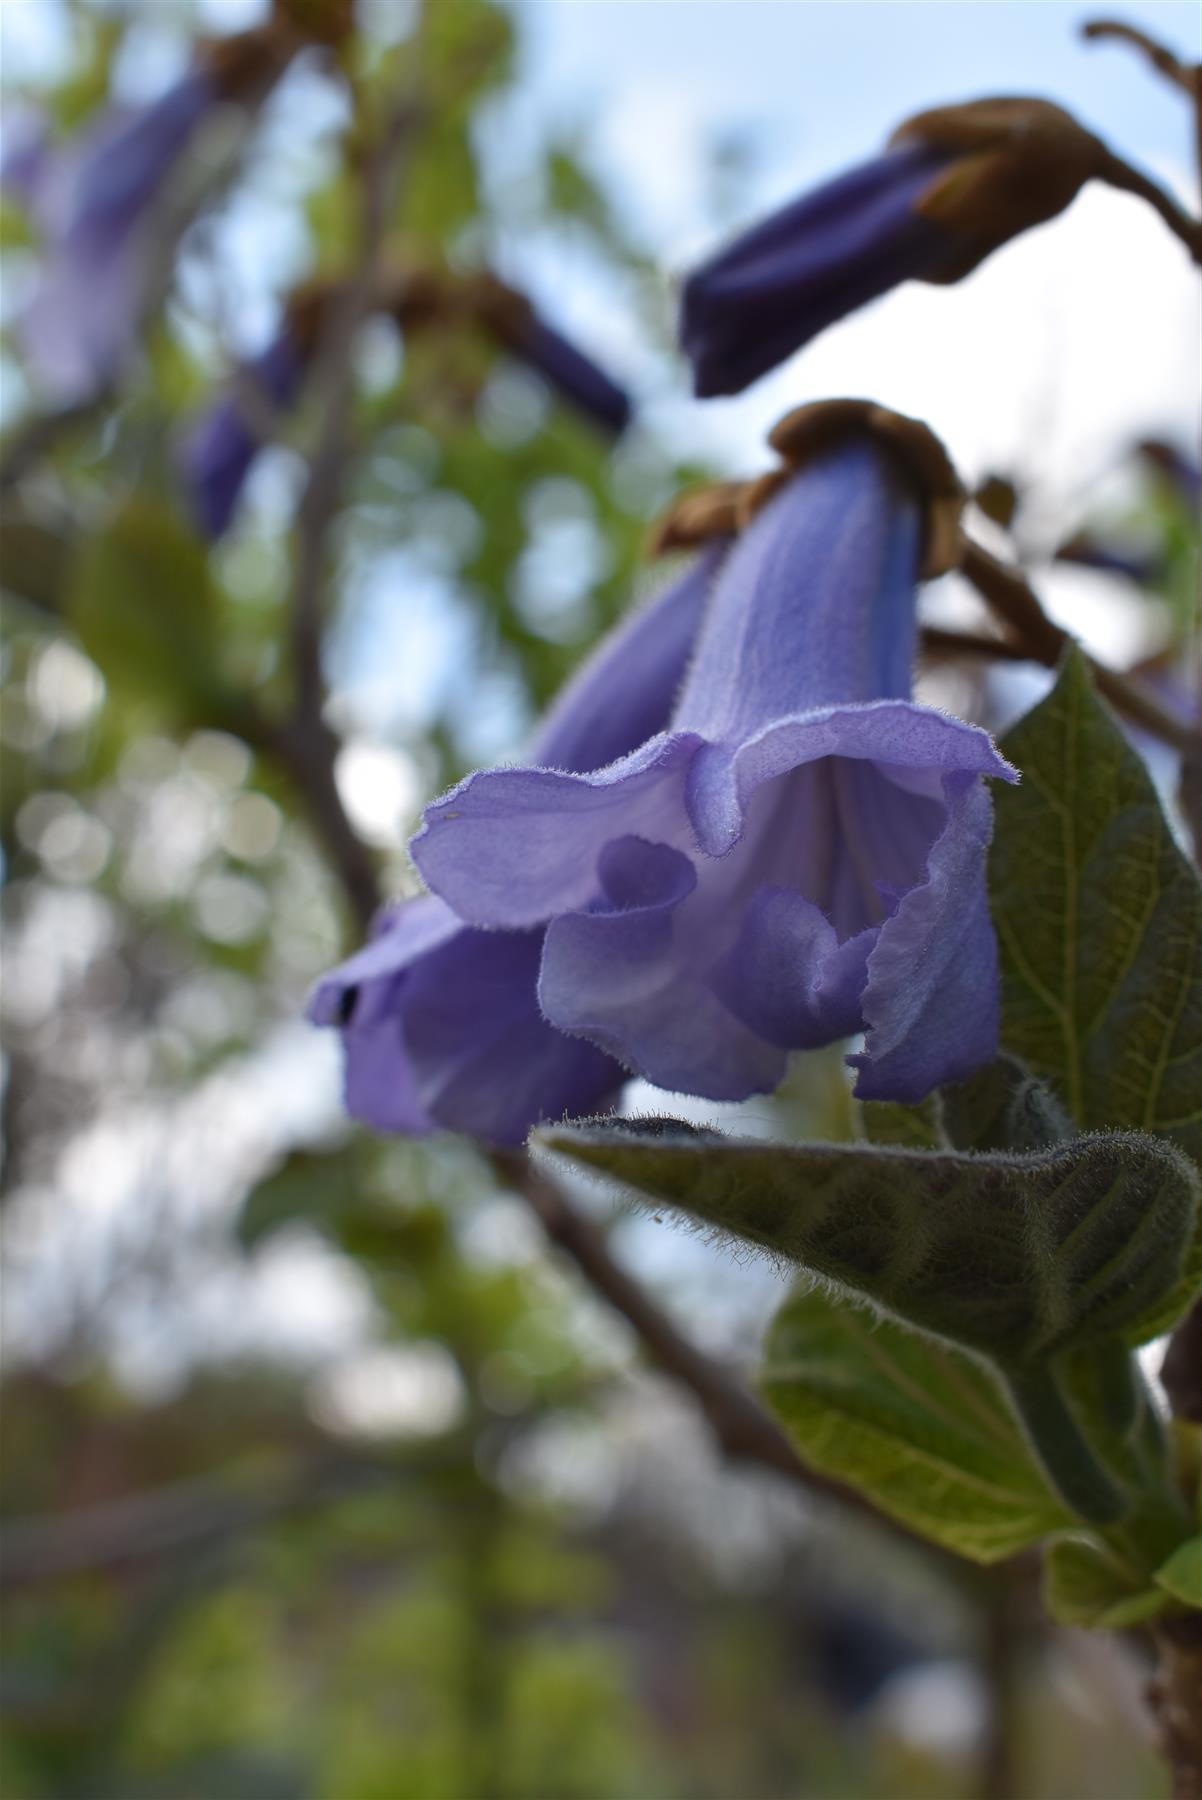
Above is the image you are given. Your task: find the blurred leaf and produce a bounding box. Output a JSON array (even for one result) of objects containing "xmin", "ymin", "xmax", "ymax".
[
  {"xmin": 1043, "ymin": 1538, "xmax": 1169, "ymax": 1628},
  {"xmin": 67, "ymin": 499, "xmax": 226, "ymax": 717},
  {"xmin": 761, "ymin": 1284, "xmax": 1071, "ymax": 1563},
  {"xmin": 238, "ymin": 1147, "xmax": 365, "ymax": 1247},
  {"xmin": 1154, "ymin": 1535, "xmax": 1202, "ymax": 1608},
  {"xmin": 0, "ymin": 513, "xmax": 71, "ymax": 614},
  {"xmin": 539, "ymin": 1121, "xmax": 1200, "ymax": 1362},
  {"xmin": 991, "ymin": 648, "xmax": 1202, "ymax": 1165}
]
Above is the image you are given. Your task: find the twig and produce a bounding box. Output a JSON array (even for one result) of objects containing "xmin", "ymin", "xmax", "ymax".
[
  {"xmin": 1082, "ymin": 18, "xmax": 1202, "ymax": 184},
  {"xmin": 1082, "ymin": 18, "xmax": 1199, "ymax": 97},
  {"xmin": 1093, "ymin": 146, "xmax": 1202, "ymax": 265},
  {"xmin": 0, "ymin": 1453, "xmax": 392, "ymax": 1588},
  {"xmin": 492, "ymin": 1147, "xmax": 952, "ymax": 1563},
  {"xmin": 290, "ymin": 98, "xmax": 423, "ymax": 726},
  {"xmin": 0, "ymin": 396, "xmax": 108, "ymax": 495},
  {"xmin": 959, "ymin": 539, "xmax": 1200, "ymax": 752},
  {"xmin": 920, "ymin": 625, "xmax": 1031, "ymax": 665}
]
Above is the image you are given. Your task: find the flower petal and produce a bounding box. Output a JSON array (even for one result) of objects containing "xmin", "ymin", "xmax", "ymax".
[
  {"xmin": 688, "ymin": 699, "xmax": 1016, "ymax": 857},
  {"xmin": 402, "ymin": 925, "xmax": 623, "ymax": 1143},
  {"xmin": 850, "ymin": 773, "xmax": 1000, "ymax": 1100},
  {"xmin": 539, "ymin": 837, "xmax": 786, "ymax": 1100},
  {"xmin": 411, "ymin": 731, "xmax": 702, "ymax": 928},
  {"xmin": 712, "ymin": 888, "xmax": 876, "ymax": 1048}
]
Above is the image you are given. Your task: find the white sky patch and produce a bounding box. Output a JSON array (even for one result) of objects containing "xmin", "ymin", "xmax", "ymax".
[{"xmin": 335, "ymin": 739, "xmax": 423, "ymax": 849}]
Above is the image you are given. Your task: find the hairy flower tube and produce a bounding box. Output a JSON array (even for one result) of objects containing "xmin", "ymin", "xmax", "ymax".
[
  {"xmin": 681, "ymin": 98, "xmax": 1106, "ymax": 396},
  {"xmin": 308, "ymin": 550, "xmax": 719, "ymax": 1143},
  {"xmin": 412, "ymin": 419, "xmax": 1018, "ymax": 1105},
  {"xmin": 5, "ymin": 30, "xmax": 291, "ymax": 404}
]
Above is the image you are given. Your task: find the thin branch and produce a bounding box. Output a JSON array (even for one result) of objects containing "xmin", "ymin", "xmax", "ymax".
[
  {"xmin": 0, "ymin": 1453, "xmax": 392, "ymax": 1588},
  {"xmin": 0, "ymin": 396, "xmax": 109, "ymax": 495},
  {"xmin": 1082, "ymin": 17, "xmax": 1202, "ymax": 182},
  {"xmin": 290, "ymin": 98, "xmax": 423, "ymax": 726},
  {"xmin": 1082, "ymin": 18, "xmax": 1200, "ymax": 97},
  {"xmin": 1093, "ymin": 146, "xmax": 1202, "ymax": 265},
  {"xmin": 920, "ymin": 625, "xmax": 1031, "ymax": 665},
  {"xmin": 491, "ymin": 1147, "xmax": 953, "ymax": 1563},
  {"xmin": 959, "ymin": 539, "xmax": 1200, "ymax": 753}
]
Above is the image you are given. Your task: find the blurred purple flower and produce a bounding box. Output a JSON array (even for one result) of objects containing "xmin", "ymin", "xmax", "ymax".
[
  {"xmin": 413, "ymin": 435, "xmax": 1017, "ymax": 1105},
  {"xmin": 308, "ymin": 549, "xmax": 719, "ymax": 1143},
  {"xmin": 516, "ymin": 313, "xmax": 631, "ymax": 434},
  {"xmin": 1054, "ymin": 532, "xmax": 1166, "ymax": 586},
  {"xmin": 680, "ymin": 99, "xmax": 1104, "ymax": 397},
  {"xmin": 6, "ymin": 72, "xmax": 218, "ymax": 403},
  {"xmin": 475, "ymin": 277, "xmax": 631, "ymax": 434},
  {"xmin": 681, "ymin": 142, "xmax": 957, "ymax": 397},
  {"xmin": 178, "ymin": 326, "xmax": 306, "ymax": 538}
]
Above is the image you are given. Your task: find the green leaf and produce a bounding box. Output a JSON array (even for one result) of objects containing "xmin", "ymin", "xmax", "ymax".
[
  {"xmin": 859, "ymin": 1095, "xmax": 943, "ymax": 1149},
  {"xmin": 761, "ymin": 1284, "xmax": 1072, "ymax": 1563},
  {"xmin": 539, "ymin": 1122, "xmax": 1199, "ymax": 1363},
  {"xmin": 68, "ymin": 499, "xmax": 224, "ymax": 717},
  {"xmin": 991, "ymin": 647, "xmax": 1202, "ymax": 1166},
  {"xmin": 939, "ymin": 1055, "xmax": 1071, "ymax": 1154},
  {"xmin": 1154, "ymin": 1536, "xmax": 1202, "ymax": 1608},
  {"xmin": 1043, "ymin": 1538, "xmax": 1169, "ymax": 1628}
]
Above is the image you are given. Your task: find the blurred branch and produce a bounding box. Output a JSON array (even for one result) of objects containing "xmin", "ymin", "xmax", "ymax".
[
  {"xmin": 1082, "ymin": 17, "xmax": 1202, "ymax": 185},
  {"xmin": 251, "ymin": 708, "xmax": 382, "ymax": 933},
  {"xmin": 1093, "ymin": 145, "xmax": 1202, "ymax": 264},
  {"xmin": 1082, "ymin": 17, "xmax": 1201, "ymax": 97},
  {"xmin": 0, "ymin": 398, "xmax": 108, "ymax": 497},
  {"xmin": 958, "ymin": 539, "xmax": 1200, "ymax": 752},
  {"xmin": 289, "ymin": 95, "xmax": 424, "ymax": 727},
  {"xmin": 492, "ymin": 1147, "xmax": 953, "ymax": 1566},
  {"xmin": 0, "ymin": 1452, "xmax": 395, "ymax": 1588}
]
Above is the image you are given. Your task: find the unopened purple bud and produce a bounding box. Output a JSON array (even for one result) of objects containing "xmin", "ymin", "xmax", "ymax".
[
  {"xmin": 179, "ymin": 328, "xmax": 306, "ymax": 538},
  {"xmin": 681, "ymin": 142, "xmax": 956, "ymax": 397}
]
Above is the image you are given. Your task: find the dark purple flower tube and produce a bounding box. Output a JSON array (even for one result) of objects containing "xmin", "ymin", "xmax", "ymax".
[
  {"xmin": 680, "ymin": 98, "xmax": 1106, "ymax": 397},
  {"xmin": 681, "ymin": 142, "xmax": 958, "ymax": 397},
  {"xmin": 474, "ymin": 277, "xmax": 631, "ymax": 435},
  {"xmin": 413, "ymin": 435, "xmax": 1017, "ymax": 1105},
  {"xmin": 10, "ymin": 72, "xmax": 219, "ymax": 403},
  {"xmin": 308, "ymin": 549, "xmax": 719, "ymax": 1144},
  {"xmin": 516, "ymin": 314, "xmax": 631, "ymax": 434},
  {"xmin": 178, "ymin": 328, "xmax": 307, "ymax": 538}
]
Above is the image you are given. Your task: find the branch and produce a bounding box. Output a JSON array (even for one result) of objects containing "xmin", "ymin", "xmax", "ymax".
[
  {"xmin": 0, "ymin": 396, "xmax": 108, "ymax": 496},
  {"xmin": 958, "ymin": 540, "xmax": 1200, "ymax": 753},
  {"xmin": 1082, "ymin": 14, "xmax": 1202, "ymax": 185},
  {"xmin": 491, "ymin": 1147, "xmax": 951, "ymax": 1561},
  {"xmin": 1094, "ymin": 146, "xmax": 1202, "ymax": 265},
  {"xmin": 0, "ymin": 1452, "xmax": 393, "ymax": 1588},
  {"xmin": 1082, "ymin": 18, "xmax": 1200, "ymax": 98},
  {"xmin": 290, "ymin": 98, "xmax": 423, "ymax": 726}
]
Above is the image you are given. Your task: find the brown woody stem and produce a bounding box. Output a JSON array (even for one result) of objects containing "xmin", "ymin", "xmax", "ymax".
[{"xmin": 958, "ymin": 541, "xmax": 1199, "ymax": 752}]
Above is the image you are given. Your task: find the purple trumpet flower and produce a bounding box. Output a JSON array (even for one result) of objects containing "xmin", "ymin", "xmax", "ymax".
[
  {"xmin": 307, "ymin": 550, "xmax": 719, "ymax": 1143},
  {"xmin": 681, "ymin": 98, "xmax": 1105, "ymax": 397},
  {"xmin": 179, "ymin": 326, "xmax": 307, "ymax": 538},
  {"xmin": 413, "ymin": 434, "xmax": 1018, "ymax": 1105},
  {"xmin": 682, "ymin": 141, "xmax": 958, "ymax": 398},
  {"xmin": 9, "ymin": 72, "xmax": 219, "ymax": 404}
]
